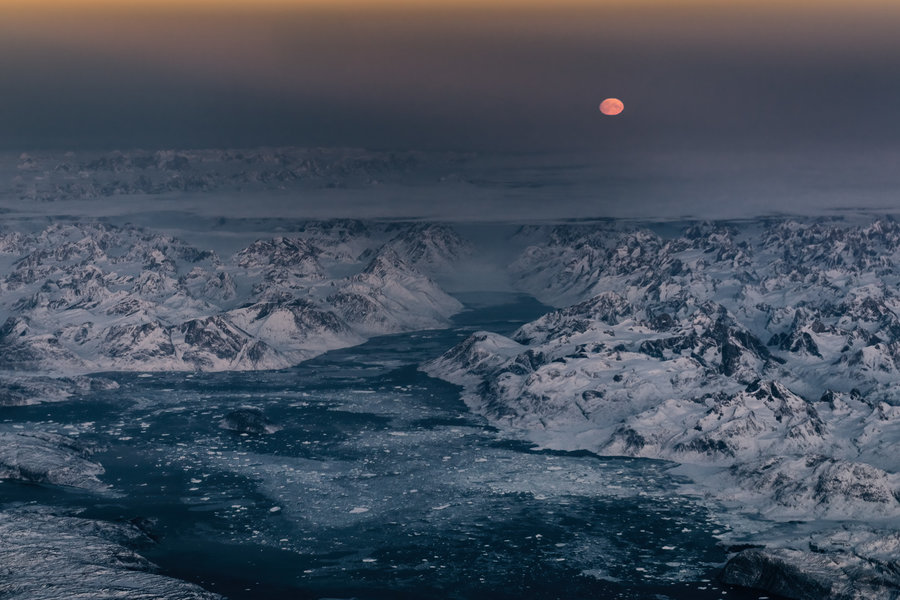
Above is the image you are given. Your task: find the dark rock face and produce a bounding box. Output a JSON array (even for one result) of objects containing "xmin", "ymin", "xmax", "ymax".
[
  {"xmin": 219, "ymin": 408, "xmax": 278, "ymax": 435},
  {"xmin": 721, "ymin": 547, "xmax": 900, "ymax": 600},
  {"xmin": 721, "ymin": 549, "xmax": 833, "ymax": 599}
]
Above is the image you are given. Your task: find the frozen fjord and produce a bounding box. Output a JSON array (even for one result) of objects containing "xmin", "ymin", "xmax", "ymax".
[{"xmin": 1, "ymin": 293, "xmax": 767, "ymax": 600}]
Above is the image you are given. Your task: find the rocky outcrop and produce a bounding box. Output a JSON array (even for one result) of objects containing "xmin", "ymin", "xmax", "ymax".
[
  {"xmin": 0, "ymin": 508, "xmax": 222, "ymax": 600},
  {"xmin": 0, "ymin": 429, "xmax": 107, "ymax": 491},
  {"xmin": 219, "ymin": 407, "xmax": 280, "ymax": 435},
  {"xmin": 722, "ymin": 544, "xmax": 900, "ymax": 600}
]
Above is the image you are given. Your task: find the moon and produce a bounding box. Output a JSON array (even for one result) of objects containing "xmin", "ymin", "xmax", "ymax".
[{"xmin": 599, "ymin": 98, "xmax": 624, "ymax": 116}]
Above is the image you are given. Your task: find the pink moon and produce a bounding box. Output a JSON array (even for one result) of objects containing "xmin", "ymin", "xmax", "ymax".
[{"xmin": 599, "ymin": 98, "xmax": 624, "ymax": 116}]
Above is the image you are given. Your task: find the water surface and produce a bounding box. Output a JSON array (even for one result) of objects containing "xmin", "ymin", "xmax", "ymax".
[{"xmin": 2, "ymin": 293, "xmax": 775, "ymax": 600}]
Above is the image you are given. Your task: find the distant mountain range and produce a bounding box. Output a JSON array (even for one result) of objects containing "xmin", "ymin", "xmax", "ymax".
[{"xmin": 8, "ymin": 148, "xmax": 451, "ymax": 202}]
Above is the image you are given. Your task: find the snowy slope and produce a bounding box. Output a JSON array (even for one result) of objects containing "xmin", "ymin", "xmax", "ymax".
[
  {"xmin": 0, "ymin": 220, "xmax": 467, "ymax": 373},
  {"xmin": 426, "ymin": 217, "xmax": 900, "ymax": 599}
]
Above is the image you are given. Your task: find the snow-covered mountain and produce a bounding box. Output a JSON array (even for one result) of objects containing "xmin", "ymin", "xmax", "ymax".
[
  {"xmin": 4, "ymin": 211, "xmax": 900, "ymax": 598},
  {"xmin": 0, "ymin": 220, "xmax": 466, "ymax": 373},
  {"xmin": 426, "ymin": 218, "xmax": 900, "ymax": 599}
]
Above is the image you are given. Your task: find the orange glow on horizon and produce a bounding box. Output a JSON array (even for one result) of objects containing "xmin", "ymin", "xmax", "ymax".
[
  {"xmin": 5, "ymin": 0, "xmax": 900, "ymax": 9},
  {"xmin": 3, "ymin": 0, "xmax": 899, "ymax": 110},
  {"xmin": 5, "ymin": 0, "xmax": 900, "ymax": 25}
]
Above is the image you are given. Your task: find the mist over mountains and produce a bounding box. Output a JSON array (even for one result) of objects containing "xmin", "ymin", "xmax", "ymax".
[{"xmin": 4, "ymin": 147, "xmax": 900, "ymax": 223}]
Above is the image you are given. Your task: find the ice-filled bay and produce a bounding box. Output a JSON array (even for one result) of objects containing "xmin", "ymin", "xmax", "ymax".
[{"xmin": 1, "ymin": 294, "xmax": 774, "ymax": 599}]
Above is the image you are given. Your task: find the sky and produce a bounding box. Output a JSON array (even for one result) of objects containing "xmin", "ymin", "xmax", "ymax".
[{"xmin": 2, "ymin": 0, "xmax": 900, "ymax": 217}]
